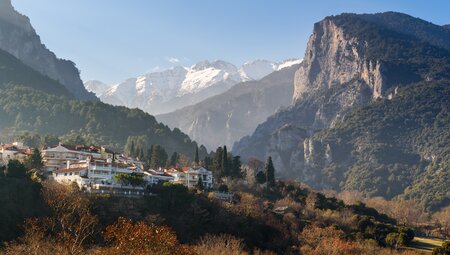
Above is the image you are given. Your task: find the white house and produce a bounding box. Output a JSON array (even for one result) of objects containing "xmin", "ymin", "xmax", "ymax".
[
  {"xmin": 42, "ymin": 144, "xmax": 122, "ymax": 175},
  {"xmin": 143, "ymin": 169, "xmax": 174, "ymax": 186},
  {"xmin": 42, "ymin": 144, "xmax": 100, "ymax": 174},
  {"xmin": 53, "ymin": 157, "xmax": 144, "ymax": 190},
  {"xmin": 166, "ymin": 166, "xmax": 213, "ymax": 189}
]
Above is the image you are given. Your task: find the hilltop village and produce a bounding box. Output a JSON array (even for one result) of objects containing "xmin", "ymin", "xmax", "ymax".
[{"xmin": 1, "ymin": 142, "xmax": 214, "ymax": 195}]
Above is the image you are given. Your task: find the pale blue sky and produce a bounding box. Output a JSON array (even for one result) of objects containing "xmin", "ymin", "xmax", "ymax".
[{"xmin": 12, "ymin": 0, "xmax": 450, "ymax": 84}]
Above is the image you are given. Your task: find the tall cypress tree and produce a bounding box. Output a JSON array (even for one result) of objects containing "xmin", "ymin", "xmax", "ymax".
[
  {"xmin": 221, "ymin": 145, "xmax": 229, "ymax": 177},
  {"xmin": 139, "ymin": 148, "xmax": 144, "ymax": 161},
  {"xmin": 265, "ymin": 156, "xmax": 275, "ymax": 187},
  {"xmin": 212, "ymin": 147, "xmax": 223, "ymax": 180},
  {"xmin": 130, "ymin": 140, "xmax": 135, "ymax": 157},
  {"xmin": 194, "ymin": 146, "xmax": 199, "ymax": 165}
]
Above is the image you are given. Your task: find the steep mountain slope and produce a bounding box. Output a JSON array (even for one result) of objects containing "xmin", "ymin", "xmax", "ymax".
[
  {"xmin": 314, "ymin": 81, "xmax": 449, "ymax": 210},
  {"xmin": 0, "ymin": 86, "xmax": 206, "ymax": 158},
  {"xmin": 233, "ymin": 12, "xmax": 450, "ymax": 210},
  {"xmin": 0, "ymin": 0, "xmax": 95, "ymax": 100},
  {"xmin": 93, "ymin": 59, "xmax": 300, "ymax": 115},
  {"xmin": 0, "ymin": 48, "xmax": 73, "ymax": 97},
  {"xmin": 156, "ymin": 64, "xmax": 300, "ymax": 150}
]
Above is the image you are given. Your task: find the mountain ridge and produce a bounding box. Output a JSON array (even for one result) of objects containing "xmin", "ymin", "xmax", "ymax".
[
  {"xmin": 0, "ymin": 0, "xmax": 96, "ymax": 100},
  {"xmin": 86, "ymin": 58, "xmax": 301, "ymax": 115}
]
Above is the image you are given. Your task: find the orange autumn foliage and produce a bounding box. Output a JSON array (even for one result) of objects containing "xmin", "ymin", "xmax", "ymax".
[{"xmin": 93, "ymin": 217, "xmax": 195, "ymax": 255}]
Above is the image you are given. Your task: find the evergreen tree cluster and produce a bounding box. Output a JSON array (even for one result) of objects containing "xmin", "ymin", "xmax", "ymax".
[
  {"xmin": 207, "ymin": 145, "xmax": 243, "ymax": 181},
  {"xmin": 256, "ymin": 156, "xmax": 276, "ymax": 187}
]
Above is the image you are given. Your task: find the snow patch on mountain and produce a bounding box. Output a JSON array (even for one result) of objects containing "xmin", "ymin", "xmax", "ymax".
[
  {"xmin": 84, "ymin": 80, "xmax": 110, "ymax": 97},
  {"xmin": 85, "ymin": 58, "xmax": 301, "ymax": 115},
  {"xmin": 239, "ymin": 59, "xmax": 303, "ymax": 81}
]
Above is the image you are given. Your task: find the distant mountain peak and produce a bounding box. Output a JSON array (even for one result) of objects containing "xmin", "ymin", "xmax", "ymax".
[
  {"xmin": 88, "ymin": 58, "xmax": 299, "ymax": 115},
  {"xmin": 239, "ymin": 58, "xmax": 302, "ymax": 81}
]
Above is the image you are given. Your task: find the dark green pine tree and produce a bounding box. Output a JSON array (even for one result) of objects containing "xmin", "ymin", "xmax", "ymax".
[
  {"xmin": 265, "ymin": 156, "xmax": 275, "ymax": 187},
  {"xmin": 231, "ymin": 155, "xmax": 243, "ymax": 179},
  {"xmin": 170, "ymin": 151, "xmax": 179, "ymax": 167},
  {"xmin": 194, "ymin": 146, "xmax": 199, "ymax": 165},
  {"xmin": 256, "ymin": 171, "xmax": 266, "ymax": 184},
  {"xmin": 221, "ymin": 145, "xmax": 229, "ymax": 177},
  {"xmin": 26, "ymin": 148, "xmax": 44, "ymax": 170},
  {"xmin": 150, "ymin": 145, "xmax": 168, "ymax": 168},
  {"xmin": 203, "ymin": 156, "xmax": 212, "ymax": 169}
]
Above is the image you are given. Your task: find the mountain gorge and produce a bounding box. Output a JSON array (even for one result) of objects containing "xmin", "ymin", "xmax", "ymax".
[
  {"xmin": 86, "ymin": 59, "xmax": 301, "ymax": 115},
  {"xmin": 0, "ymin": 0, "xmax": 95, "ymax": 100},
  {"xmin": 156, "ymin": 64, "xmax": 300, "ymax": 150},
  {"xmin": 233, "ymin": 12, "xmax": 450, "ymax": 210}
]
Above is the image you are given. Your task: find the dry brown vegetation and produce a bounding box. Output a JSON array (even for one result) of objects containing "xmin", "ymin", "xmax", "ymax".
[{"xmin": 1, "ymin": 179, "xmax": 440, "ymax": 255}]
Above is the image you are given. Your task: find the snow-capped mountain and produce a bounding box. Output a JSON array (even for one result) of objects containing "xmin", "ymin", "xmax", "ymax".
[
  {"xmin": 85, "ymin": 58, "xmax": 300, "ymax": 115},
  {"xmin": 84, "ymin": 80, "xmax": 109, "ymax": 97},
  {"xmin": 239, "ymin": 59, "xmax": 303, "ymax": 81}
]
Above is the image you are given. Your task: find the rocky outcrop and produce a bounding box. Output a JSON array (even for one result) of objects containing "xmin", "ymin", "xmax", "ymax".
[
  {"xmin": 233, "ymin": 12, "xmax": 450, "ymax": 190},
  {"xmin": 293, "ymin": 19, "xmax": 386, "ymax": 102},
  {"xmin": 0, "ymin": 0, "xmax": 96, "ymax": 99}
]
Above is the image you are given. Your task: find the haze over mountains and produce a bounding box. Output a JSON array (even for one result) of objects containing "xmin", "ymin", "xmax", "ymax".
[
  {"xmin": 84, "ymin": 59, "xmax": 301, "ymax": 115},
  {"xmin": 157, "ymin": 64, "xmax": 300, "ymax": 150}
]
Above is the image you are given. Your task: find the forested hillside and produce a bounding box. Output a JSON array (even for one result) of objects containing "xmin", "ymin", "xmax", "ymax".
[
  {"xmin": 315, "ymin": 81, "xmax": 449, "ymax": 210},
  {"xmin": 0, "ymin": 85, "xmax": 205, "ymax": 157},
  {"xmin": 0, "ymin": 48, "xmax": 73, "ymax": 97}
]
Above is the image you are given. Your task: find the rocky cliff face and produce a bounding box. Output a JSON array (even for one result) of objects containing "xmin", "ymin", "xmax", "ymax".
[
  {"xmin": 0, "ymin": 0, "xmax": 96, "ymax": 99},
  {"xmin": 293, "ymin": 19, "xmax": 387, "ymax": 103},
  {"xmin": 233, "ymin": 12, "xmax": 450, "ymax": 197},
  {"xmin": 234, "ymin": 17, "xmax": 379, "ymax": 176}
]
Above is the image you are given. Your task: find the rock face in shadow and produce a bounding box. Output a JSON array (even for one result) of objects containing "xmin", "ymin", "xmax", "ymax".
[{"xmin": 0, "ymin": 0, "xmax": 96, "ymax": 99}]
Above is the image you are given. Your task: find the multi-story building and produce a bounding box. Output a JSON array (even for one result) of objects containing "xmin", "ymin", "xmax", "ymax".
[
  {"xmin": 165, "ymin": 166, "xmax": 213, "ymax": 189},
  {"xmin": 53, "ymin": 157, "xmax": 144, "ymax": 190},
  {"xmin": 42, "ymin": 144, "xmax": 115, "ymax": 174}
]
